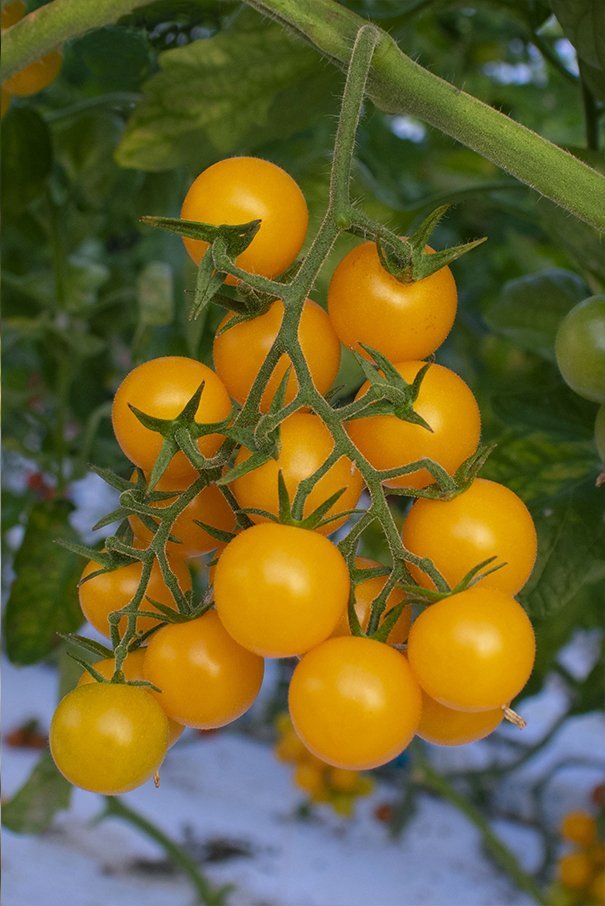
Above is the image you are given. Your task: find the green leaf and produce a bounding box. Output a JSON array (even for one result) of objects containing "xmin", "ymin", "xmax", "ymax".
[
  {"xmin": 1, "ymin": 108, "xmax": 52, "ymax": 214},
  {"xmin": 519, "ymin": 480, "xmax": 605, "ymax": 617},
  {"xmin": 116, "ymin": 11, "xmax": 339, "ymax": 171},
  {"xmin": 481, "ymin": 428, "xmax": 597, "ymax": 505},
  {"xmin": 3, "ymin": 752, "xmax": 71, "ymax": 834},
  {"xmin": 4, "ymin": 500, "xmax": 84, "ymax": 665},
  {"xmin": 137, "ymin": 261, "xmax": 174, "ymax": 327},
  {"xmin": 66, "ymin": 27, "xmax": 151, "ymax": 92},
  {"xmin": 552, "ymin": 0, "xmax": 605, "ymax": 101},
  {"xmin": 485, "ymin": 269, "xmax": 588, "ymax": 361}
]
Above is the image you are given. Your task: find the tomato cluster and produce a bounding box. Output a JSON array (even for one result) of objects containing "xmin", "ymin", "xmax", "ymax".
[
  {"xmin": 1, "ymin": 2, "xmax": 63, "ymax": 117},
  {"xmin": 274, "ymin": 713, "xmax": 374, "ymax": 817},
  {"xmin": 552, "ymin": 808, "xmax": 605, "ymax": 906},
  {"xmin": 50, "ymin": 156, "xmax": 538, "ymax": 796}
]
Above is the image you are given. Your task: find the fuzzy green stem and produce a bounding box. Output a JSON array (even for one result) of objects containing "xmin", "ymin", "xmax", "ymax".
[{"xmin": 101, "ymin": 797, "xmax": 229, "ymax": 906}]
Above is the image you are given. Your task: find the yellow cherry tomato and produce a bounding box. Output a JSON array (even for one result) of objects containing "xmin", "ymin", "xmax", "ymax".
[
  {"xmin": 78, "ymin": 554, "xmax": 191, "ymax": 638},
  {"xmin": 407, "ymin": 586, "xmax": 536, "ymax": 712},
  {"xmin": 143, "ymin": 610, "xmax": 264, "ymax": 729},
  {"xmin": 213, "ymin": 523, "xmax": 350, "ymax": 658},
  {"xmin": 416, "ymin": 691, "xmax": 503, "ymax": 746},
  {"xmin": 289, "ymin": 636, "xmax": 422, "ymax": 770},
  {"xmin": 111, "ymin": 356, "xmax": 232, "ymax": 482},
  {"xmin": 560, "ymin": 811, "xmax": 598, "ymax": 847},
  {"xmin": 1, "ymin": 1, "xmax": 26, "ymax": 29},
  {"xmin": 347, "ymin": 361, "xmax": 481, "ymax": 490},
  {"xmin": 402, "ymin": 478, "xmax": 537, "ymax": 594},
  {"xmin": 328, "ymin": 240, "xmax": 457, "ymax": 362},
  {"xmin": 330, "ymin": 557, "xmax": 411, "ymax": 644},
  {"xmin": 50, "ymin": 684, "xmax": 168, "ymax": 794},
  {"xmin": 181, "ymin": 156, "xmax": 308, "ymax": 282},
  {"xmin": 4, "ymin": 50, "xmax": 63, "ymax": 97},
  {"xmin": 213, "ymin": 298, "xmax": 341, "ymax": 411},
  {"xmin": 558, "ymin": 851, "xmax": 594, "ymax": 890},
  {"xmin": 231, "ymin": 412, "xmax": 362, "ymax": 535}
]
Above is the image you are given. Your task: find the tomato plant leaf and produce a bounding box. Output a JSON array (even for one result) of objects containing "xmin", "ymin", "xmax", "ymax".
[
  {"xmin": 116, "ymin": 11, "xmax": 339, "ymax": 171},
  {"xmin": 1, "ymin": 108, "xmax": 53, "ymax": 214},
  {"xmin": 4, "ymin": 500, "xmax": 84, "ymax": 665},
  {"xmin": 2, "ymin": 752, "xmax": 71, "ymax": 834},
  {"xmin": 552, "ymin": 0, "xmax": 605, "ymax": 101},
  {"xmin": 485, "ymin": 269, "xmax": 589, "ymax": 361}
]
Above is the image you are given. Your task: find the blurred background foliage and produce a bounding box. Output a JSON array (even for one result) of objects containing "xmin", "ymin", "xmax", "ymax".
[{"xmin": 2, "ymin": 0, "xmax": 604, "ymax": 716}]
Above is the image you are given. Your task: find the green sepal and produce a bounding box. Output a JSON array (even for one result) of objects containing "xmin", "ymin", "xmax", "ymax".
[
  {"xmin": 58, "ymin": 633, "xmax": 113, "ymax": 661},
  {"xmin": 190, "ymin": 245, "xmax": 227, "ymax": 321},
  {"xmin": 139, "ymin": 214, "xmax": 260, "ymax": 249},
  {"xmin": 88, "ymin": 464, "xmax": 134, "ymax": 492},
  {"xmin": 277, "ymin": 470, "xmax": 293, "ymax": 522},
  {"xmin": 91, "ymin": 506, "xmax": 131, "ymax": 531},
  {"xmin": 192, "ymin": 519, "xmax": 237, "ymax": 545},
  {"xmin": 295, "ymin": 486, "xmax": 346, "ymax": 528},
  {"xmin": 217, "ymin": 449, "xmax": 274, "ymax": 486},
  {"xmin": 66, "ymin": 652, "xmax": 110, "ymax": 683},
  {"xmin": 375, "ymin": 206, "xmax": 486, "ymax": 283},
  {"xmin": 55, "ymin": 538, "xmax": 111, "ymax": 565},
  {"xmin": 346, "ymin": 588, "xmax": 364, "ymax": 637},
  {"xmin": 449, "ymin": 556, "xmax": 505, "ymax": 594}
]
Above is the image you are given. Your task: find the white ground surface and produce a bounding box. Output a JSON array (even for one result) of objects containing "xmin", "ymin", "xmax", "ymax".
[{"xmin": 3, "ymin": 647, "xmax": 604, "ymax": 906}]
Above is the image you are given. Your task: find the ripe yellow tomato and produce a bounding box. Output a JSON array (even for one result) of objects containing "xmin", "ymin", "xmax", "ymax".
[
  {"xmin": 407, "ymin": 586, "xmax": 535, "ymax": 711},
  {"xmin": 347, "ymin": 361, "xmax": 481, "ymax": 489},
  {"xmin": 4, "ymin": 50, "xmax": 63, "ymax": 97},
  {"xmin": 330, "ymin": 557, "xmax": 411, "ymax": 643},
  {"xmin": 213, "ymin": 523, "xmax": 350, "ymax": 658},
  {"xmin": 143, "ymin": 610, "xmax": 264, "ymax": 728},
  {"xmin": 181, "ymin": 156, "xmax": 308, "ymax": 282},
  {"xmin": 402, "ymin": 478, "xmax": 537, "ymax": 594},
  {"xmin": 111, "ymin": 356, "xmax": 232, "ymax": 481},
  {"xmin": 213, "ymin": 298, "xmax": 341, "ymax": 411},
  {"xmin": 79, "ymin": 554, "xmax": 191, "ymax": 638},
  {"xmin": 560, "ymin": 811, "xmax": 598, "ymax": 847},
  {"xmin": 230, "ymin": 412, "xmax": 363, "ymax": 534},
  {"xmin": 416, "ymin": 691, "xmax": 503, "ymax": 746},
  {"xmin": 50, "ymin": 684, "xmax": 168, "ymax": 794},
  {"xmin": 289, "ymin": 636, "xmax": 422, "ymax": 770},
  {"xmin": 129, "ymin": 471, "xmax": 236, "ymax": 557},
  {"xmin": 558, "ymin": 851, "xmax": 594, "ymax": 890},
  {"xmin": 77, "ymin": 650, "xmax": 183, "ymax": 748},
  {"xmin": 328, "ymin": 241, "xmax": 457, "ymax": 362}
]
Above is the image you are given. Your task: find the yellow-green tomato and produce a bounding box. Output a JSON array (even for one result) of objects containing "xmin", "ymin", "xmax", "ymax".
[
  {"xmin": 213, "ymin": 523, "xmax": 350, "ymax": 657},
  {"xmin": 50, "ymin": 683, "xmax": 169, "ymax": 794},
  {"xmin": 288, "ymin": 636, "xmax": 422, "ymax": 770}
]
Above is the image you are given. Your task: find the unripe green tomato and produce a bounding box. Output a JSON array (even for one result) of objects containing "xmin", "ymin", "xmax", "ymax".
[
  {"xmin": 555, "ymin": 296, "xmax": 605, "ymax": 403},
  {"xmin": 595, "ymin": 404, "xmax": 605, "ymax": 464}
]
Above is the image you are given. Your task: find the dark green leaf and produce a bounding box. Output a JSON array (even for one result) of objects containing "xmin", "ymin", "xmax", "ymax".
[
  {"xmin": 519, "ymin": 480, "xmax": 605, "ymax": 617},
  {"xmin": 137, "ymin": 261, "xmax": 174, "ymax": 327},
  {"xmin": 485, "ymin": 269, "xmax": 588, "ymax": 361},
  {"xmin": 66, "ymin": 28, "xmax": 151, "ymax": 92},
  {"xmin": 552, "ymin": 0, "xmax": 605, "ymax": 101},
  {"xmin": 1, "ymin": 108, "xmax": 52, "ymax": 214},
  {"xmin": 3, "ymin": 752, "xmax": 71, "ymax": 834},
  {"xmin": 4, "ymin": 500, "xmax": 84, "ymax": 665},
  {"xmin": 116, "ymin": 11, "xmax": 339, "ymax": 171}
]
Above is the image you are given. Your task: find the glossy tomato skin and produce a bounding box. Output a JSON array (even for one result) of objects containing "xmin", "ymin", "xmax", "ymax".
[
  {"xmin": 347, "ymin": 361, "xmax": 481, "ymax": 489},
  {"xmin": 50, "ymin": 683, "xmax": 169, "ymax": 794},
  {"xmin": 77, "ymin": 650, "xmax": 184, "ymax": 748},
  {"xmin": 213, "ymin": 298, "xmax": 340, "ymax": 411},
  {"xmin": 330, "ymin": 557, "xmax": 411, "ymax": 643},
  {"xmin": 402, "ymin": 478, "xmax": 537, "ymax": 594},
  {"xmin": 143, "ymin": 610, "xmax": 264, "ymax": 729},
  {"xmin": 4, "ymin": 51, "xmax": 63, "ymax": 96},
  {"xmin": 112, "ymin": 356, "xmax": 232, "ymax": 481},
  {"xmin": 213, "ymin": 523, "xmax": 350, "ymax": 657},
  {"xmin": 231, "ymin": 412, "xmax": 363, "ymax": 535},
  {"xmin": 416, "ymin": 691, "xmax": 503, "ymax": 746},
  {"xmin": 328, "ymin": 241, "xmax": 457, "ymax": 362},
  {"xmin": 289, "ymin": 636, "xmax": 422, "ymax": 770},
  {"xmin": 129, "ymin": 471, "xmax": 236, "ymax": 557},
  {"xmin": 181, "ymin": 157, "xmax": 308, "ymax": 281},
  {"xmin": 555, "ymin": 295, "xmax": 605, "ymax": 403},
  {"xmin": 407, "ymin": 586, "xmax": 535, "ymax": 712},
  {"xmin": 79, "ymin": 554, "xmax": 191, "ymax": 638}
]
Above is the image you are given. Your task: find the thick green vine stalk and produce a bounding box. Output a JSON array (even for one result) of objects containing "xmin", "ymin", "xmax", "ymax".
[{"xmin": 2, "ymin": 0, "xmax": 605, "ymax": 231}]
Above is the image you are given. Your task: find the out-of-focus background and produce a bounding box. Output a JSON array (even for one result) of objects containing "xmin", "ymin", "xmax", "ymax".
[{"xmin": 2, "ymin": 1, "xmax": 604, "ymax": 905}]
